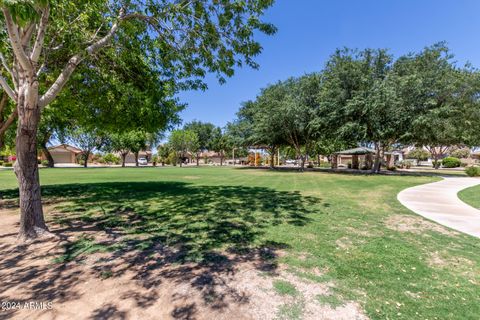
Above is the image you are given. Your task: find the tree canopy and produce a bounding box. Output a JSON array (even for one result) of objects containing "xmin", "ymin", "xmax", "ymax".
[{"xmin": 230, "ymin": 43, "xmax": 480, "ymax": 172}]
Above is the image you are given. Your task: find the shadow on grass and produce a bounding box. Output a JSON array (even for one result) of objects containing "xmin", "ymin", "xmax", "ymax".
[{"xmin": 0, "ymin": 181, "xmax": 320, "ymax": 319}]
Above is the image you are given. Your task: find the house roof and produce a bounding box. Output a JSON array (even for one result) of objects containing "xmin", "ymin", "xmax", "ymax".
[
  {"xmin": 48, "ymin": 144, "xmax": 83, "ymax": 154},
  {"xmin": 335, "ymin": 147, "xmax": 376, "ymax": 155},
  {"xmin": 199, "ymin": 151, "xmax": 222, "ymax": 157}
]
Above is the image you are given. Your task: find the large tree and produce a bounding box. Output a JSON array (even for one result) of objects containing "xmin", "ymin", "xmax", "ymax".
[
  {"xmin": 248, "ymin": 96, "xmax": 286, "ymax": 168},
  {"xmin": 109, "ymin": 131, "xmax": 153, "ymax": 167},
  {"xmin": 318, "ymin": 48, "xmax": 409, "ymax": 172},
  {"xmin": 168, "ymin": 129, "xmax": 199, "ymax": 167},
  {"xmin": 394, "ymin": 44, "xmax": 478, "ymax": 168},
  {"xmin": 183, "ymin": 120, "xmax": 216, "ymax": 166},
  {"xmin": 68, "ymin": 127, "xmax": 106, "ymax": 168},
  {"xmin": 229, "ymin": 75, "xmax": 320, "ymax": 170},
  {"xmin": 0, "ymin": 0, "xmax": 276, "ymax": 239},
  {"xmin": 209, "ymin": 126, "xmax": 231, "ymax": 166}
]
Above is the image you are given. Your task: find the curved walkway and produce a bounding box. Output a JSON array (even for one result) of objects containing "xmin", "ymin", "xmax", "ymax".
[{"xmin": 397, "ymin": 177, "xmax": 480, "ymax": 238}]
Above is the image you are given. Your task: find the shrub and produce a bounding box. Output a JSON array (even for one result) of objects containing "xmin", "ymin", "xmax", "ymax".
[
  {"xmin": 41, "ymin": 160, "xmax": 49, "ymax": 166},
  {"xmin": 398, "ymin": 160, "xmax": 412, "ymax": 169},
  {"xmin": 318, "ymin": 161, "xmax": 330, "ymax": 168},
  {"xmin": 4, "ymin": 162, "xmax": 13, "ymax": 167},
  {"xmin": 442, "ymin": 157, "xmax": 461, "ymax": 168},
  {"xmin": 387, "ymin": 166, "xmax": 397, "ymax": 171},
  {"xmin": 466, "ymin": 166, "xmax": 480, "ymax": 177},
  {"xmin": 0, "ymin": 160, "xmax": 3, "ymax": 166},
  {"xmin": 103, "ymin": 153, "xmax": 120, "ymax": 165}
]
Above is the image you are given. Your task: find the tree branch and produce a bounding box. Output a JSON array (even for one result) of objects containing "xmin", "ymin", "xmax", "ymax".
[
  {"xmin": 39, "ymin": 9, "xmax": 126, "ymax": 108},
  {"xmin": 0, "ymin": 109, "xmax": 18, "ymax": 136},
  {"xmin": 2, "ymin": 8, "xmax": 32, "ymax": 71},
  {"xmin": 21, "ymin": 23, "xmax": 36, "ymax": 48},
  {"xmin": 0, "ymin": 52, "xmax": 16, "ymax": 89},
  {"xmin": 86, "ymin": 11, "xmax": 124, "ymax": 56},
  {"xmin": 31, "ymin": 5, "xmax": 50, "ymax": 64},
  {"xmin": 38, "ymin": 54, "xmax": 81, "ymax": 108},
  {"xmin": 0, "ymin": 75, "xmax": 17, "ymax": 101},
  {"xmin": 0, "ymin": 92, "xmax": 7, "ymax": 115}
]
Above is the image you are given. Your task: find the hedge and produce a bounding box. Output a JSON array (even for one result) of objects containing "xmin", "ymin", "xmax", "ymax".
[{"xmin": 442, "ymin": 157, "xmax": 461, "ymax": 168}]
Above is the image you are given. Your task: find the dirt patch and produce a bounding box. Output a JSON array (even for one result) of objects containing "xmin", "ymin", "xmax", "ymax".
[
  {"xmin": 335, "ymin": 236, "xmax": 368, "ymax": 253},
  {"xmin": 0, "ymin": 210, "xmax": 368, "ymax": 320},
  {"xmin": 335, "ymin": 237, "xmax": 353, "ymax": 250},
  {"xmin": 343, "ymin": 226, "xmax": 376, "ymax": 238},
  {"xmin": 385, "ymin": 214, "xmax": 458, "ymax": 236},
  {"xmin": 297, "ymin": 252, "xmax": 312, "ymax": 261},
  {"xmin": 238, "ymin": 269, "xmax": 368, "ymax": 320},
  {"xmin": 428, "ymin": 251, "xmax": 476, "ymax": 275}
]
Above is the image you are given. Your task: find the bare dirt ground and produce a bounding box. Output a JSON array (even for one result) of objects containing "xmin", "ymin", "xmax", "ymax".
[{"xmin": 0, "ymin": 210, "xmax": 368, "ymax": 320}]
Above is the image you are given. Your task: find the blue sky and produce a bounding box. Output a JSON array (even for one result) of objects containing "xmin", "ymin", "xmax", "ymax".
[{"xmin": 176, "ymin": 0, "xmax": 480, "ymax": 128}]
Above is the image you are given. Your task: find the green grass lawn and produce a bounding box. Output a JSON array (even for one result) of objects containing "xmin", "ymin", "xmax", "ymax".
[
  {"xmin": 1, "ymin": 166, "xmax": 479, "ymax": 319},
  {"xmin": 458, "ymin": 184, "xmax": 480, "ymax": 209}
]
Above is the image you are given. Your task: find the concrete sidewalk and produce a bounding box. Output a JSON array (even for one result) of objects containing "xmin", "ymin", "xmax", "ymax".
[{"xmin": 397, "ymin": 177, "xmax": 480, "ymax": 238}]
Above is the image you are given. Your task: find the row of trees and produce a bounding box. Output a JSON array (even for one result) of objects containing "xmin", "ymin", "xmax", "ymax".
[
  {"xmin": 228, "ymin": 43, "xmax": 480, "ymax": 171},
  {"xmin": 161, "ymin": 121, "xmax": 248, "ymax": 167}
]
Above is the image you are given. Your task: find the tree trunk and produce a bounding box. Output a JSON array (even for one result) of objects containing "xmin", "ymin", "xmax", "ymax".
[
  {"xmin": 317, "ymin": 154, "xmax": 321, "ymax": 167},
  {"xmin": 365, "ymin": 153, "xmax": 373, "ymax": 170},
  {"xmin": 40, "ymin": 143, "xmax": 54, "ymax": 168},
  {"xmin": 15, "ymin": 80, "xmax": 48, "ymax": 239},
  {"xmin": 220, "ymin": 151, "xmax": 224, "ymax": 166},
  {"xmin": 426, "ymin": 147, "xmax": 440, "ymax": 169},
  {"xmin": 299, "ymin": 155, "xmax": 305, "ymax": 171},
  {"xmin": 433, "ymin": 154, "xmax": 440, "ymax": 169},
  {"xmin": 372, "ymin": 143, "xmax": 382, "ymax": 173},
  {"xmin": 386, "ymin": 154, "xmax": 395, "ymax": 168},
  {"xmin": 135, "ymin": 152, "xmax": 139, "ymax": 167},
  {"xmin": 270, "ymin": 149, "xmax": 275, "ymax": 169},
  {"xmin": 0, "ymin": 93, "xmax": 8, "ymax": 151},
  {"xmin": 39, "ymin": 131, "xmax": 54, "ymax": 168},
  {"xmin": 196, "ymin": 152, "xmax": 200, "ymax": 166},
  {"xmin": 83, "ymin": 151, "xmax": 89, "ymax": 167},
  {"xmin": 121, "ymin": 153, "xmax": 127, "ymax": 167}
]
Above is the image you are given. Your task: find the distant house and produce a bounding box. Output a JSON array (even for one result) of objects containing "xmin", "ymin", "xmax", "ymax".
[
  {"xmin": 40, "ymin": 144, "xmax": 83, "ymax": 164},
  {"xmin": 199, "ymin": 151, "xmax": 224, "ymax": 164}
]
